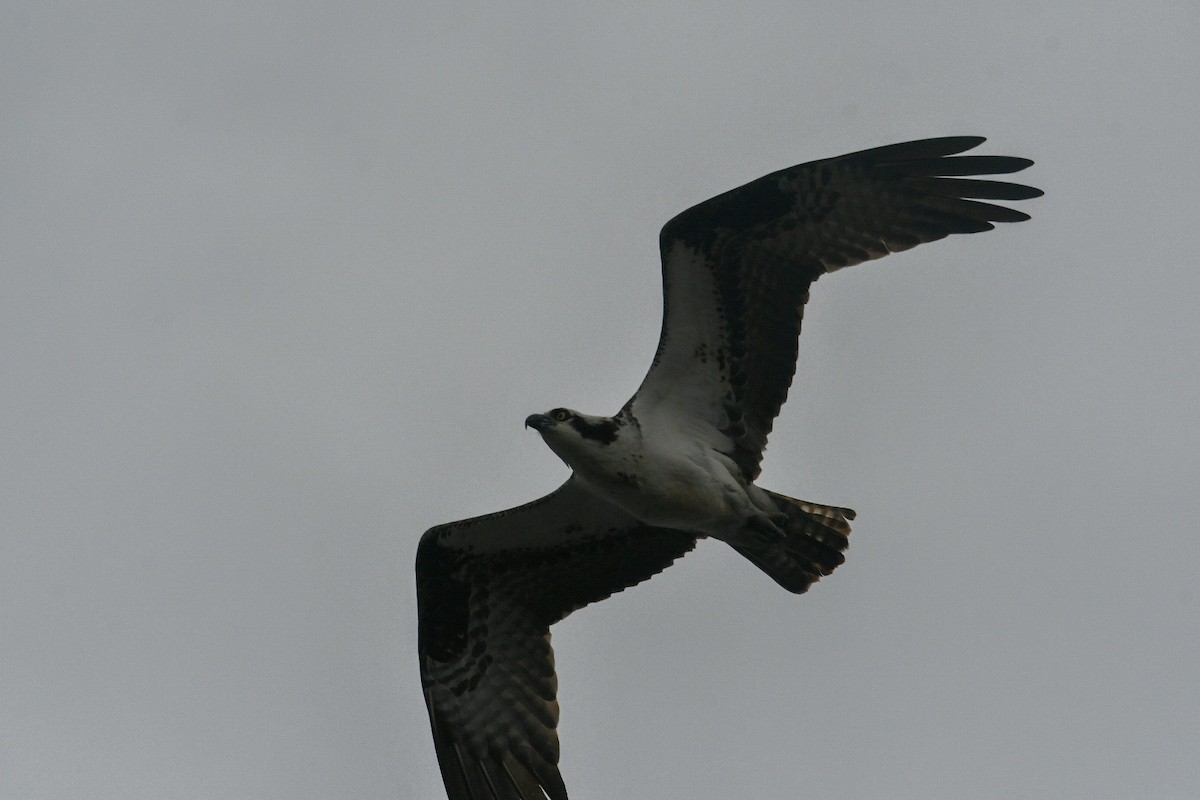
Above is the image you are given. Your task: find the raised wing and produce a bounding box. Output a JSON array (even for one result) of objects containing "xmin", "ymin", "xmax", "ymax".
[
  {"xmin": 416, "ymin": 479, "xmax": 696, "ymax": 800},
  {"xmin": 628, "ymin": 136, "xmax": 1042, "ymax": 480}
]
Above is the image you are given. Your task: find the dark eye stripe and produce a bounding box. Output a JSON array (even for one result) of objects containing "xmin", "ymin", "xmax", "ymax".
[{"xmin": 568, "ymin": 416, "xmax": 619, "ymax": 444}]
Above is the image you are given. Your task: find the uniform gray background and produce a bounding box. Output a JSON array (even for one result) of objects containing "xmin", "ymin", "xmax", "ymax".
[{"xmin": 4, "ymin": 3, "xmax": 1197, "ymax": 799}]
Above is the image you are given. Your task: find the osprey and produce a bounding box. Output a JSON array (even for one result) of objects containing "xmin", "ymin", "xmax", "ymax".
[{"xmin": 416, "ymin": 137, "xmax": 1041, "ymax": 800}]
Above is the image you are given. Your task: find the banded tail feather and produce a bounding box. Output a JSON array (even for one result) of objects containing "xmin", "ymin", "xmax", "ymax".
[{"xmin": 732, "ymin": 492, "xmax": 856, "ymax": 594}]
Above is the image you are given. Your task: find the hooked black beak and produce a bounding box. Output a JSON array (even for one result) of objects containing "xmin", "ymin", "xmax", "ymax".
[{"xmin": 525, "ymin": 414, "xmax": 551, "ymax": 432}]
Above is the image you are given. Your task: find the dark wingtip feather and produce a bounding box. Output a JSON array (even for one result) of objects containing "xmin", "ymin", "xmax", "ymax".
[
  {"xmin": 946, "ymin": 155, "xmax": 1035, "ymax": 175},
  {"xmin": 991, "ymin": 206, "xmax": 1032, "ymax": 223},
  {"xmin": 845, "ymin": 135, "xmax": 987, "ymax": 163},
  {"xmin": 946, "ymin": 198, "xmax": 1034, "ymax": 224},
  {"xmin": 907, "ymin": 176, "xmax": 1044, "ymax": 201},
  {"xmin": 882, "ymin": 154, "xmax": 1036, "ymax": 177}
]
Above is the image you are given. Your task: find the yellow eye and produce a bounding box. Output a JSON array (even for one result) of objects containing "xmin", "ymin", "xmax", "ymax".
[{"xmin": 552, "ymin": 409, "xmax": 571, "ymax": 422}]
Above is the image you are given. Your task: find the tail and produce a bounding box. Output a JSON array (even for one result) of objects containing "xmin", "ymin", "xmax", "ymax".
[{"xmin": 731, "ymin": 491, "xmax": 856, "ymax": 594}]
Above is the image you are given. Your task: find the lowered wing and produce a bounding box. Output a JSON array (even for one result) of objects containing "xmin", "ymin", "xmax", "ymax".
[
  {"xmin": 416, "ymin": 479, "xmax": 696, "ymax": 800},
  {"xmin": 627, "ymin": 136, "xmax": 1042, "ymax": 480}
]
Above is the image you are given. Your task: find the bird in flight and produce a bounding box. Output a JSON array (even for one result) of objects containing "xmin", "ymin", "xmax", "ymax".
[{"xmin": 416, "ymin": 136, "xmax": 1041, "ymax": 800}]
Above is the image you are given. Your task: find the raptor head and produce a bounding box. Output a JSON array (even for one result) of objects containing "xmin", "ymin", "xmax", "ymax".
[{"xmin": 525, "ymin": 408, "xmax": 622, "ymax": 466}]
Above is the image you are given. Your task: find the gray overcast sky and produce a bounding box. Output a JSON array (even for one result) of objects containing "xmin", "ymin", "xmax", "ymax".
[{"xmin": 4, "ymin": 3, "xmax": 1198, "ymax": 799}]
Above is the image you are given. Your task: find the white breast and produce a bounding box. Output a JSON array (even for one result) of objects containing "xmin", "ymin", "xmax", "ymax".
[{"xmin": 576, "ymin": 433, "xmax": 758, "ymax": 537}]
